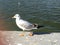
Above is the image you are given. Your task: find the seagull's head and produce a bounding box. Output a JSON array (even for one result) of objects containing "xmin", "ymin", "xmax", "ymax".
[{"xmin": 12, "ymin": 14, "xmax": 21, "ymax": 19}]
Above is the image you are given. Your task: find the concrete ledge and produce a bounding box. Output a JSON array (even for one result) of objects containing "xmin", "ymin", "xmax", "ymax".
[{"xmin": 0, "ymin": 31, "xmax": 60, "ymax": 45}]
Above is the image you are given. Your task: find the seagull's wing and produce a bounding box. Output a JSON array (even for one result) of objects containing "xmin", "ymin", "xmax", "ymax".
[{"xmin": 19, "ymin": 20, "xmax": 34, "ymax": 29}]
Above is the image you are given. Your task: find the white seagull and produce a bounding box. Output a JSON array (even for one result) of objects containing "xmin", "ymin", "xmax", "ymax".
[{"xmin": 12, "ymin": 14, "xmax": 43, "ymax": 36}]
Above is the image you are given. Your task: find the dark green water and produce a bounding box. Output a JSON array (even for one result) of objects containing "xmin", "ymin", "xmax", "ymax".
[{"xmin": 0, "ymin": 0, "xmax": 60, "ymax": 32}]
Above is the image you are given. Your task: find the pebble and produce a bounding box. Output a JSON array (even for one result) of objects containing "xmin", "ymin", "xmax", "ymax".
[
  {"xmin": 17, "ymin": 43, "xmax": 22, "ymax": 45},
  {"xmin": 10, "ymin": 36, "xmax": 14, "ymax": 39},
  {"xmin": 53, "ymin": 40, "xmax": 58, "ymax": 42},
  {"xmin": 9, "ymin": 44, "xmax": 11, "ymax": 45}
]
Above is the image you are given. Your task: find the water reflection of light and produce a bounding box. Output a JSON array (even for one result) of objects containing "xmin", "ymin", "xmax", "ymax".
[{"xmin": 18, "ymin": 2, "xmax": 20, "ymax": 5}]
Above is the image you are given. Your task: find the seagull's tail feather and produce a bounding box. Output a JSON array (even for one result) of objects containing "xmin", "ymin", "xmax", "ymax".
[
  {"xmin": 33, "ymin": 24, "xmax": 44, "ymax": 29},
  {"xmin": 37, "ymin": 25, "xmax": 44, "ymax": 29}
]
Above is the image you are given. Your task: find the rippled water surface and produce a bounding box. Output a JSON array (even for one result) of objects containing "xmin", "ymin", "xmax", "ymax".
[{"xmin": 0, "ymin": 0, "xmax": 60, "ymax": 32}]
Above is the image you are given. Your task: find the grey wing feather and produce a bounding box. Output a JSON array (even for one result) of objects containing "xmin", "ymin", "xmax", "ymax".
[
  {"xmin": 25, "ymin": 24, "xmax": 33, "ymax": 29},
  {"xmin": 20, "ymin": 23, "xmax": 33, "ymax": 29},
  {"xmin": 19, "ymin": 19, "xmax": 34, "ymax": 29}
]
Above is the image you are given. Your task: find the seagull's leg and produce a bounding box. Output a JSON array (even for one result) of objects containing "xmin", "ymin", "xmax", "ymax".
[
  {"xmin": 29, "ymin": 32, "xmax": 33, "ymax": 36},
  {"xmin": 19, "ymin": 33, "xmax": 24, "ymax": 36},
  {"xmin": 19, "ymin": 30, "xmax": 25, "ymax": 36}
]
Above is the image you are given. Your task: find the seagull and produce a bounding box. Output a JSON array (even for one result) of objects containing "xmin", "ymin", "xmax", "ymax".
[{"xmin": 12, "ymin": 14, "xmax": 44, "ymax": 36}]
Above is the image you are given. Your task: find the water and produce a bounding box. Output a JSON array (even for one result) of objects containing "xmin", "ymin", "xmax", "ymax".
[{"xmin": 0, "ymin": 0, "xmax": 60, "ymax": 32}]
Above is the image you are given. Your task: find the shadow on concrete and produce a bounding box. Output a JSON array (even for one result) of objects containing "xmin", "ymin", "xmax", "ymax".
[{"xmin": 33, "ymin": 32, "xmax": 51, "ymax": 35}]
